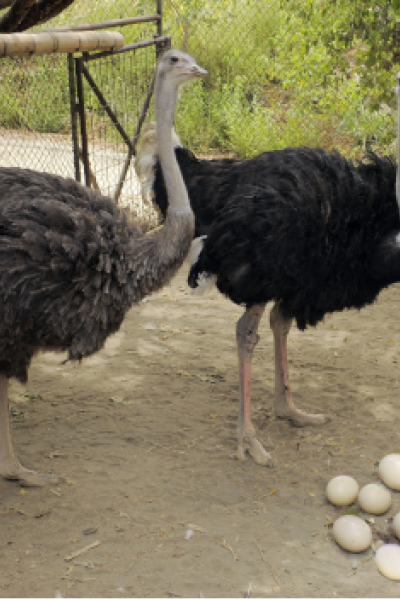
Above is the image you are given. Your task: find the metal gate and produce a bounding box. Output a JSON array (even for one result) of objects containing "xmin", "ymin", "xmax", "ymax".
[{"xmin": 69, "ymin": 33, "xmax": 171, "ymax": 214}]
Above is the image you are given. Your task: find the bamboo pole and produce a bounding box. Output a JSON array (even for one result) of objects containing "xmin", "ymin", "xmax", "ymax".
[
  {"xmin": 0, "ymin": 30, "xmax": 124, "ymax": 57},
  {"xmin": 43, "ymin": 14, "xmax": 161, "ymax": 33}
]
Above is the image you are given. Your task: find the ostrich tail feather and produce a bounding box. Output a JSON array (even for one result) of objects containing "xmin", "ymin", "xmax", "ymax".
[
  {"xmin": 188, "ymin": 235, "xmax": 207, "ymax": 266},
  {"xmin": 188, "ymin": 235, "xmax": 216, "ymax": 295},
  {"xmin": 188, "ymin": 273, "xmax": 217, "ymax": 296}
]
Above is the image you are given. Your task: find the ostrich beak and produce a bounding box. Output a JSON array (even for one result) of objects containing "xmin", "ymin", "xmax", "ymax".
[{"xmin": 190, "ymin": 64, "xmax": 208, "ymax": 78}]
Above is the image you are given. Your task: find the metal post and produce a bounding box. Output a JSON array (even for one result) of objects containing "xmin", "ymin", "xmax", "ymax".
[
  {"xmin": 163, "ymin": 35, "xmax": 171, "ymax": 51},
  {"xmin": 156, "ymin": 0, "xmax": 162, "ymax": 38},
  {"xmin": 67, "ymin": 53, "xmax": 81, "ymax": 183},
  {"xmin": 155, "ymin": 0, "xmax": 163, "ymax": 60},
  {"xmin": 75, "ymin": 56, "xmax": 90, "ymax": 187}
]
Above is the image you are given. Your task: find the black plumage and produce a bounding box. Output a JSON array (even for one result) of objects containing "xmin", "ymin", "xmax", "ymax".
[
  {"xmin": 153, "ymin": 145, "xmax": 242, "ymax": 237},
  {"xmin": 138, "ymin": 123, "xmax": 400, "ymax": 466},
  {"xmin": 187, "ymin": 148, "xmax": 399, "ymax": 328}
]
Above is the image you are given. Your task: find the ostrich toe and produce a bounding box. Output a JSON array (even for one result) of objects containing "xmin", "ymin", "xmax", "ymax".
[
  {"xmin": 275, "ymin": 406, "xmax": 326, "ymax": 427},
  {"xmin": 0, "ymin": 458, "xmax": 59, "ymax": 487},
  {"xmin": 236, "ymin": 434, "xmax": 273, "ymax": 467}
]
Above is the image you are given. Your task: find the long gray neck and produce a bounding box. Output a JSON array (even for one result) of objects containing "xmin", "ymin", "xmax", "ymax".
[
  {"xmin": 122, "ymin": 68, "xmax": 194, "ymax": 303},
  {"xmin": 155, "ymin": 74, "xmax": 191, "ymax": 214}
]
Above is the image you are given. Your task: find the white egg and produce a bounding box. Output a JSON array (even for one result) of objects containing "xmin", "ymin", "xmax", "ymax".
[
  {"xmin": 333, "ymin": 515, "xmax": 372, "ymax": 552},
  {"xmin": 375, "ymin": 544, "xmax": 400, "ymax": 580},
  {"xmin": 358, "ymin": 483, "xmax": 392, "ymax": 515},
  {"xmin": 392, "ymin": 513, "xmax": 400, "ymax": 540},
  {"xmin": 379, "ymin": 454, "xmax": 400, "ymax": 490},
  {"xmin": 326, "ymin": 475, "xmax": 359, "ymax": 507}
]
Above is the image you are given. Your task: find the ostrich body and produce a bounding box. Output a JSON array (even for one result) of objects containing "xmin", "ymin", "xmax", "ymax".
[
  {"xmin": 0, "ymin": 50, "xmax": 207, "ymax": 486},
  {"xmin": 137, "ymin": 123, "xmax": 399, "ymax": 467}
]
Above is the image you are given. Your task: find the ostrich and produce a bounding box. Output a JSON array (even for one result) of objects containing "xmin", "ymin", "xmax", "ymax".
[
  {"xmin": 0, "ymin": 49, "xmax": 207, "ymax": 487},
  {"xmin": 136, "ymin": 115, "xmax": 400, "ymax": 468}
]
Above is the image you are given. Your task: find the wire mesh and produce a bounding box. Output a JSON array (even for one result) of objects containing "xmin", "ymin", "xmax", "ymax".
[
  {"xmin": 0, "ymin": 0, "xmax": 273, "ymax": 206},
  {"xmin": 0, "ymin": 0, "xmax": 161, "ymax": 214},
  {"xmin": 163, "ymin": 0, "xmax": 269, "ymax": 87},
  {"xmin": 79, "ymin": 45, "xmax": 158, "ymax": 215},
  {"xmin": 0, "ymin": 53, "xmax": 74, "ymax": 175}
]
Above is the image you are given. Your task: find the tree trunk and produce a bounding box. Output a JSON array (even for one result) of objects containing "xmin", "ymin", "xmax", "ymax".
[
  {"xmin": 0, "ymin": 0, "xmax": 77, "ymax": 33},
  {"xmin": 15, "ymin": 0, "xmax": 76, "ymax": 32},
  {"xmin": 0, "ymin": 0, "xmax": 36, "ymax": 33}
]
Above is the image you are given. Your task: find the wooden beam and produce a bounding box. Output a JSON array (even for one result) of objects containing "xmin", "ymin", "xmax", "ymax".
[
  {"xmin": 0, "ymin": 0, "xmax": 36, "ymax": 33},
  {"xmin": 0, "ymin": 30, "xmax": 124, "ymax": 56}
]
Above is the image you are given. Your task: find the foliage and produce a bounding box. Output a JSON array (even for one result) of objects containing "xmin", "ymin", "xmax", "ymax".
[
  {"xmin": 176, "ymin": 76, "xmax": 360, "ymax": 158},
  {"xmin": 0, "ymin": 0, "xmax": 399, "ymax": 158},
  {"xmin": 0, "ymin": 56, "xmax": 70, "ymax": 132},
  {"xmin": 168, "ymin": 0, "xmax": 400, "ymax": 155}
]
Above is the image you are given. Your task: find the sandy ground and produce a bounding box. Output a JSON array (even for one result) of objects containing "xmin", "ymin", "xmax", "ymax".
[{"xmin": 1, "ymin": 266, "xmax": 400, "ymax": 597}]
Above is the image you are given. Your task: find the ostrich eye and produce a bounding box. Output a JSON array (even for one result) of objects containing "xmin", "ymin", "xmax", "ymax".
[{"xmin": 170, "ymin": 56, "xmax": 179, "ymax": 63}]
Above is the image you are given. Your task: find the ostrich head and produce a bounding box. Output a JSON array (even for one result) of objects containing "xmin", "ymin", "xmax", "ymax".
[{"xmin": 157, "ymin": 48, "xmax": 207, "ymax": 87}]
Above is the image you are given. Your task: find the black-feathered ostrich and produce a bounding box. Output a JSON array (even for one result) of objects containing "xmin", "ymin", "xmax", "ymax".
[
  {"xmin": 0, "ymin": 49, "xmax": 207, "ymax": 487},
  {"xmin": 136, "ymin": 88, "xmax": 400, "ymax": 468}
]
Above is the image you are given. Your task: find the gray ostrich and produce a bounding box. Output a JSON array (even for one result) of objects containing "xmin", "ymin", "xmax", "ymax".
[{"xmin": 0, "ymin": 49, "xmax": 207, "ymax": 487}]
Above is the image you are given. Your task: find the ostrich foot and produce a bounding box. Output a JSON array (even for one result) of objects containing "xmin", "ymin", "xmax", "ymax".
[
  {"xmin": 0, "ymin": 458, "xmax": 59, "ymax": 487},
  {"xmin": 275, "ymin": 405, "xmax": 326, "ymax": 427},
  {"xmin": 236, "ymin": 435, "xmax": 274, "ymax": 467}
]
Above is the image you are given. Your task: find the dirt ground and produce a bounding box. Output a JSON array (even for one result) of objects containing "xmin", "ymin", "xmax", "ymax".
[{"xmin": 2, "ymin": 266, "xmax": 400, "ymax": 598}]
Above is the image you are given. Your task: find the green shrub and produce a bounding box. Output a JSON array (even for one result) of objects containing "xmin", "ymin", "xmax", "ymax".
[{"xmin": 0, "ymin": 0, "xmax": 398, "ymax": 157}]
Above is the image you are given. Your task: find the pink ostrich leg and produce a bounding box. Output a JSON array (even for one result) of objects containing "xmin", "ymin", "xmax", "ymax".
[
  {"xmin": 235, "ymin": 304, "xmax": 273, "ymax": 466},
  {"xmin": 270, "ymin": 303, "xmax": 326, "ymax": 425}
]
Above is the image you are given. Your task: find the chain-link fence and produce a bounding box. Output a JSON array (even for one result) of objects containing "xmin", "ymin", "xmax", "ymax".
[
  {"xmin": 0, "ymin": 2, "xmax": 164, "ymax": 215},
  {"xmin": 0, "ymin": 1, "xmax": 274, "ymax": 192},
  {"xmin": 0, "ymin": 52, "xmax": 74, "ymax": 173},
  {"xmin": 1, "ymin": 0, "xmax": 393, "ymax": 207},
  {"xmin": 74, "ymin": 39, "xmax": 166, "ymax": 215},
  {"xmin": 0, "ymin": 0, "xmax": 273, "ymax": 182}
]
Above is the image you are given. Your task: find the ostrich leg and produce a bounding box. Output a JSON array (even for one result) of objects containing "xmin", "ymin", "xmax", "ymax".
[
  {"xmin": 0, "ymin": 375, "xmax": 56, "ymax": 486},
  {"xmin": 236, "ymin": 304, "xmax": 273, "ymax": 467},
  {"xmin": 270, "ymin": 303, "xmax": 326, "ymax": 425}
]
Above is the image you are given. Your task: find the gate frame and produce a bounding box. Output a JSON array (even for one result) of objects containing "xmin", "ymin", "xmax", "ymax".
[{"xmin": 66, "ymin": 1, "xmax": 170, "ymax": 201}]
